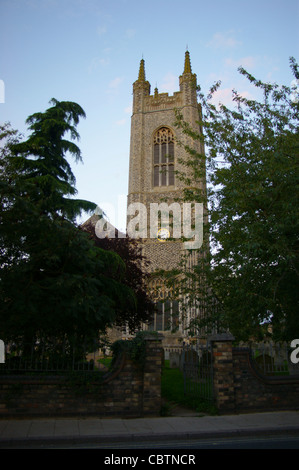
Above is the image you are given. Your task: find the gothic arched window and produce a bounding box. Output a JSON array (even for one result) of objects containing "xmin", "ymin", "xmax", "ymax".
[
  {"xmin": 147, "ymin": 277, "xmax": 179, "ymax": 332},
  {"xmin": 153, "ymin": 127, "xmax": 175, "ymax": 187}
]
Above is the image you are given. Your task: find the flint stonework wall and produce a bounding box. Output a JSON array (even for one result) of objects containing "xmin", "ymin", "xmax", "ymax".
[{"xmin": 128, "ymin": 76, "xmax": 204, "ymax": 276}]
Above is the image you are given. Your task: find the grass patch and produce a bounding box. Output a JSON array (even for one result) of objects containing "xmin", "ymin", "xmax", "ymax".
[
  {"xmin": 161, "ymin": 361, "xmax": 218, "ymax": 415},
  {"xmin": 98, "ymin": 356, "xmax": 112, "ymax": 368}
]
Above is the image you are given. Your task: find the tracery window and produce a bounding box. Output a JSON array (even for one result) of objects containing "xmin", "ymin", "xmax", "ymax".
[
  {"xmin": 148, "ymin": 300, "xmax": 179, "ymax": 332},
  {"xmin": 153, "ymin": 127, "xmax": 175, "ymax": 187},
  {"xmin": 147, "ymin": 277, "xmax": 179, "ymax": 332}
]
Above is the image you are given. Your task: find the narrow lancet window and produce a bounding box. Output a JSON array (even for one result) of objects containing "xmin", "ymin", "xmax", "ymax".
[{"xmin": 153, "ymin": 127, "xmax": 175, "ymax": 187}]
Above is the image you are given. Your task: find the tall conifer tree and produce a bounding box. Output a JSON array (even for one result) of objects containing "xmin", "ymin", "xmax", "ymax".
[{"xmin": 0, "ymin": 101, "xmax": 135, "ymax": 349}]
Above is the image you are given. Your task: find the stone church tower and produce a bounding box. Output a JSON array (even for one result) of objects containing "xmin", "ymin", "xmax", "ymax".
[{"xmin": 127, "ymin": 51, "xmax": 206, "ymax": 345}]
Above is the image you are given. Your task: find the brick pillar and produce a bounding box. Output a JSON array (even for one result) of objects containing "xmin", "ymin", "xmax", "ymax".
[
  {"xmin": 142, "ymin": 334, "xmax": 164, "ymax": 416},
  {"xmin": 209, "ymin": 333, "xmax": 235, "ymax": 414}
]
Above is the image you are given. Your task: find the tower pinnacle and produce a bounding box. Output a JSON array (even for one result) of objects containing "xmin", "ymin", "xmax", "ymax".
[
  {"xmin": 137, "ymin": 58, "xmax": 146, "ymax": 81},
  {"xmin": 183, "ymin": 50, "xmax": 192, "ymax": 74},
  {"xmin": 133, "ymin": 57, "xmax": 150, "ymax": 113},
  {"xmin": 179, "ymin": 49, "xmax": 197, "ymax": 105}
]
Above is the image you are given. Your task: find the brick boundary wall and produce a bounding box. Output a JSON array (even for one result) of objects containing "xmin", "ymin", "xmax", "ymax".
[
  {"xmin": 0, "ymin": 335, "xmax": 163, "ymax": 418},
  {"xmin": 210, "ymin": 333, "xmax": 299, "ymax": 414}
]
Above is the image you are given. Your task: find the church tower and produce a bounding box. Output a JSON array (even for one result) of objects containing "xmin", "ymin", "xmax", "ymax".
[{"xmin": 127, "ymin": 51, "xmax": 206, "ymax": 341}]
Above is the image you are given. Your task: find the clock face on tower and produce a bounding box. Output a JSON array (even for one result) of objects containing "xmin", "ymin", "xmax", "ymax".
[{"xmin": 157, "ymin": 228, "xmax": 170, "ymax": 242}]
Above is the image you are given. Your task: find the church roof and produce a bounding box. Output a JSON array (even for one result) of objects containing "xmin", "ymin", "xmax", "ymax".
[{"xmin": 80, "ymin": 213, "xmax": 125, "ymax": 239}]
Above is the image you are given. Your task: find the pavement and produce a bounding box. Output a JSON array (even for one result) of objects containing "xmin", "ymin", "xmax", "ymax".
[{"xmin": 0, "ymin": 409, "xmax": 299, "ymax": 448}]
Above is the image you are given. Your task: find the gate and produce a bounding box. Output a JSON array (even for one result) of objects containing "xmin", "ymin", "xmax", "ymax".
[{"xmin": 182, "ymin": 341, "xmax": 213, "ymax": 402}]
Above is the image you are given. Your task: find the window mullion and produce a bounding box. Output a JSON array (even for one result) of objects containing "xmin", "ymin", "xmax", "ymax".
[
  {"xmin": 159, "ymin": 143, "xmax": 161, "ymax": 186},
  {"xmin": 166, "ymin": 141, "xmax": 169, "ymax": 186}
]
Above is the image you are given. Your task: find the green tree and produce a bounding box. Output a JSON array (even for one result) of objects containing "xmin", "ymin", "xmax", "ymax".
[
  {"xmin": 0, "ymin": 102, "xmax": 136, "ymax": 350},
  {"xmin": 174, "ymin": 58, "xmax": 299, "ymax": 342},
  {"xmin": 9, "ymin": 98, "xmax": 96, "ymax": 220}
]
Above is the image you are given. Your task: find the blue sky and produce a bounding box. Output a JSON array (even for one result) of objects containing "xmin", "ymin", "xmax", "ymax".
[{"xmin": 1, "ymin": 0, "xmax": 298, "ymax": 231}]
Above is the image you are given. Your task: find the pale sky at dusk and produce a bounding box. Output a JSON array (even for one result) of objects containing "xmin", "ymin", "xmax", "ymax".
[{"xmin": 1, "ymin": 0, "xmax": 298, "ymax": 231}]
